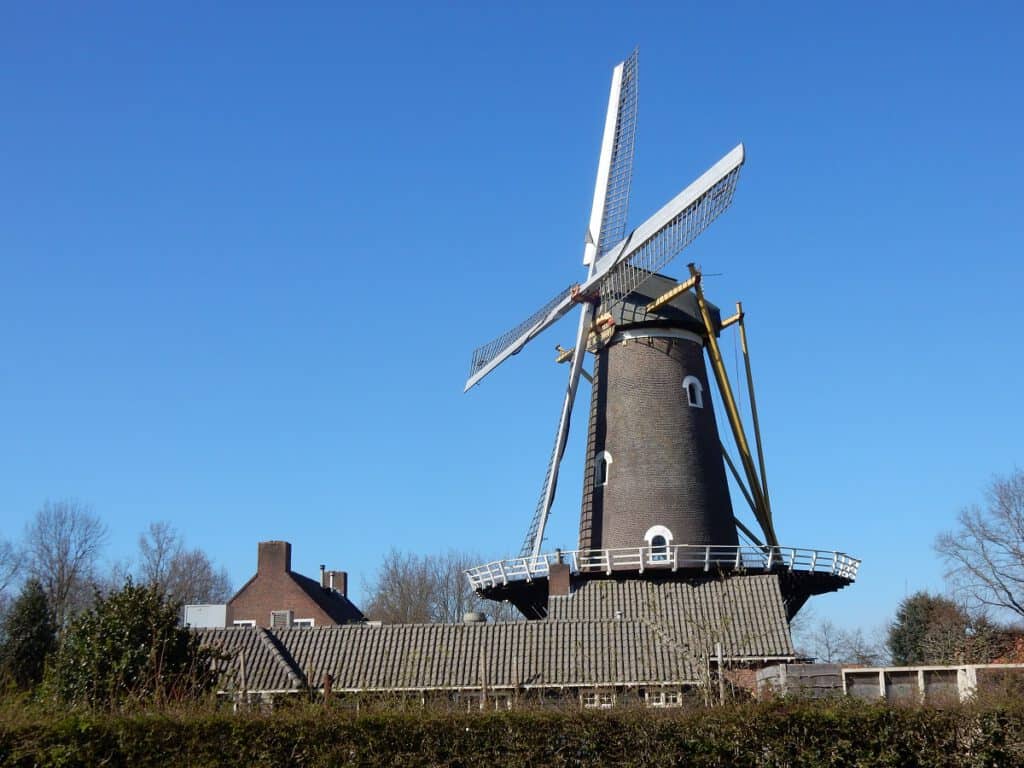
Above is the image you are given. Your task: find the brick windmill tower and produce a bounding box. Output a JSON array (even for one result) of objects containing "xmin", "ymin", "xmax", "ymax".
[{"xmin": 464, "ymin": 50, "xmax": 859, "ymax": 618}]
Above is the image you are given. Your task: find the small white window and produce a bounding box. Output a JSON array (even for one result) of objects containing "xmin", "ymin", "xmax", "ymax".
[
  {"xmin": 232, "ymin": 620, "xmax": 256, "ymax": 628},
  {"xmin": 293, "ymin": 618, "xmax": 315, "ymax": 628},
  {"xmin": 582, "ymin": 690, "xmax": 615, "ymax": 709},
  {"xmin": 644, "ymin": 525, "xmax": 674, "ymax": 563},
  {"xmin": 646, "ymin": 690, "xmax": 682, "ymax": 708},
  {"xmin": 595, "ymin": 451, "xmax": 613, "ymax": 487},
  {"xmin": 682, "ymin": 375, "xmax": 703, "ymax": 408}
]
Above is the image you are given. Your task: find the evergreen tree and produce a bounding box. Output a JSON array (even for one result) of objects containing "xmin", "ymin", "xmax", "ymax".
[
  {"xmin": 48, "ymin": 579, "xmax": 218, "ymax": 707},
  {"xmin": 0, "ymin": 579, "xmax": 57, "ymax": 690},
  {"xmin": 885, "ymin": 591, "xmax": 1008, "ymax": 665}
]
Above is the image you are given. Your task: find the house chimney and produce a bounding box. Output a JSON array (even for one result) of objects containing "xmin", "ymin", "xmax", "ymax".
[
  {"xmin": 327, "ymin": 570, "xmax": 348, "ymax": 598},
  {"xmin": 548, "ymin": 562, "xmax": 571, "ymax": 597},
  {"xmin": 320, "ymin": 564, "xmax": 326, "ymax": 588},
  {"xmin": 258, "ymin": 541, "xmax": 292, "ymax": 574}
]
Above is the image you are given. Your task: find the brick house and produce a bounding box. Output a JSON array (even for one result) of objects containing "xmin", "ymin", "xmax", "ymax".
[{"xmin": 226, "ymin": 540, "xmax": 364, "ymax": 628}]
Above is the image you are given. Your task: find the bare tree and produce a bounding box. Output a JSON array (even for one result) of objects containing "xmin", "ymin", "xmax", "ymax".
[
  {"xmin": 807, "ymin": 618, "xmax": 846, "ymax": 663},
  {"xmin": 936, "ymin": 469, "xmax": 1024, "ymax": 620},
  {"xmin": 164, "ymin": 548, "xmax": 232, "ymax": 604},
  {"xmin": 138, "ymin": 522, "xmax": 180, "ymax": 588},
  {"xmin": 789, "ymin": 604, "xmax": 817, "ymax": 658},
  {"xmin": 0, "ymin": 538, "xmax": 20, "ymax": 625},
  {"xmin": 799, "ymin": 617, "xmax": 885, "ymax": 665},
  {"xmin": 839, "ymin": 627, "xmax": 885, "ymax": 666},
  {"xmin": 0, "ymin": 538, "xmax": 20, "ymax": 597},
  {"xmin": 362, "ymin": 549, "xmax": 437, "ymax": 624},
  {"xmin": 363, "ymin": 549, "xmax": 520, "ymax": 624},
  {"xmin": 23, "ymin": 500, "xmax": 107, "ymax": 627},
  {"xmin": 432, "ymin": 550, "xmax": 484, "ymax": 624},
  {"xmin": 137, "ymin": 522, "xmax": 232, "ymax": 604}
]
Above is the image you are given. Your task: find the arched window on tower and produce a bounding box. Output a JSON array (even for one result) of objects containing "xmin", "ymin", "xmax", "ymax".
[
  {"xmin": 644, "ymin": 525, "xmax": 674, "ymax": 563},
  {"xmin": 682, "ymin": 375, "xmax": 704, "ymax": 409},
  {"xmin": 596, "ymin": 451, "xmax": 613, "ymax": 487}
]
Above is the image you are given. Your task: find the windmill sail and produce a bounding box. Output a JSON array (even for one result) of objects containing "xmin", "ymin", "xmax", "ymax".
[
  {"xmin": 465, "ymin": 286, "xmax": 577, "ymax": 391},
  {"xmin": 520, "ymin": 302, "xmax": 595, "ymax": 557},
  {"xmin": 465, "ymin": 144, "xmax": 745, "ymax": 393},
  {"xmin": 587, "ymin": 144, "xmax": 744, "ymax": 313},
  {"xmin": 597, "ymin": 48, "xmax": 638, "ymax": 258},
  {"xmin": 521, "ymin": 51, "xmax": 637, "ymax": 556}
]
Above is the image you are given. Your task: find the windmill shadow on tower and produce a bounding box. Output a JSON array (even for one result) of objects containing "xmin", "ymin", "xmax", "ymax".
[{"xmin": 463, "ymin": 49, "xmax": 859, "ymax": 620}]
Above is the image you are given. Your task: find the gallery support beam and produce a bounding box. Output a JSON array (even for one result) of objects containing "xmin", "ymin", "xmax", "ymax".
[
  {"xmin": 688, "ymin": 264, "xmax": 778, "ymax": 547},
  {"xmin": 737, "ymin": 301, "xmax": 773, "ymax": 522}
]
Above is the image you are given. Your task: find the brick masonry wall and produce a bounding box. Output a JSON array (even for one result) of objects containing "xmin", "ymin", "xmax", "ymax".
[
  {"xmin": 228, "ymin": 572, "xmax": 340, "ymax": 628},
  {"xmin": 579, "ymin": 332, "xmax": 737, "ymax": 554},
  {"xmin": 577, "ymin": 350, "xmax": 607, "ymax": 551}
]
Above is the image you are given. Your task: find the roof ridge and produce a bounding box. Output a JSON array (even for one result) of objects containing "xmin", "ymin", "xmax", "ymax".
[{"xmin": 260, "ymin": 628, "xmax": 306, "ymax": 689}]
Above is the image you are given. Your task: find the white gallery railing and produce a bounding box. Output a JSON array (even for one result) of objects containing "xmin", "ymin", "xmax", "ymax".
[{"xmin": 465, "ymin": 544, "xmax": 861, "ymax": 591}]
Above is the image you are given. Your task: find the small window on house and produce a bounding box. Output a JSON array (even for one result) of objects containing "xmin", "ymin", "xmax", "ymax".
[
  {"xmin": 682, "ymin": 375, "xmax": 703, "ymax": 408},
  {"xmin": 270, "ymin": 610, "xmax": 293, "ymax": 630},
  {"xmin": 596, "ymin": 451, "xmax": 613, "ymax": 487},
  {"xmin": 293, "ymin": 618, "xmax": 314, "ymax": 628},
  {"xmin": 232, "ymin": 620, "xmax": 256, "ymax": 628},
  {"xmin": 646, "ymin": 690, "xmax": 682, "ymax": 708},
  {"xmin": 582, "ymin": 690, "xmax": 615, "ymax": 709}
]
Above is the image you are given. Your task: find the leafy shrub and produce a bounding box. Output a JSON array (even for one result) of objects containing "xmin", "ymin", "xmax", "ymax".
[
  {"xmin": 46, "ymin": 580, "xmax": 218, "ymax": 708},
  {"xmin": 2, "ymin": 700, "xmax": 1024, "ymax": 767}
]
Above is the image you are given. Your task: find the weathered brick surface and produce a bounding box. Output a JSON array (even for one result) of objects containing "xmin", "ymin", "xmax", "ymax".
[
  {"xmin": 226, "ymin": 541, "xmax": 363, "ymax": 628},
  {"xmin": 579, "ymin": 333, "xmax": 736, "ymax": 554}
]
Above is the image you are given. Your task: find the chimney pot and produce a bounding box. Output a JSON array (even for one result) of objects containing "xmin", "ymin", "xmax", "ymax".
[
  {"xmin": 320, "ymin": 564, "xmax": 327, "ymax": 588},
  {"xmin": 327, "ymin": 570, "xmax": 348, "ymax": 598}
]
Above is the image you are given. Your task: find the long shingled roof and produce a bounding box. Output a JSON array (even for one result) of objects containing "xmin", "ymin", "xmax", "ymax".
[
  {"xmin": 546, "ymin": 574, "xmax": 795, "ymax": 659},
  {"xmin": 196, "ymin": 574, "xmax": 795, "ymax": 694}
]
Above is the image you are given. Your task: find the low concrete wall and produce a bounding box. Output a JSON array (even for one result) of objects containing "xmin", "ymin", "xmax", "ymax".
[
  {"xmin": 756, "ymin": 663, "xmax": 843, "ymax": 699},
  {"xmin": 759, "ymin": 662, "xmax": 1024, "ymax": 703},
  {"xmin": 844, "ymin": 664, "xmax": 1024, "ymax": 704}
]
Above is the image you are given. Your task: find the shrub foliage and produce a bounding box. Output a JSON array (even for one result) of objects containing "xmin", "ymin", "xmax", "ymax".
[
  {"xmin": 46, "ymin": 580, "xmax": 217, "ymax": 708},
  {"xmin": 1, "ymin": 701, "xmax": 1024, "ymax": 767}
]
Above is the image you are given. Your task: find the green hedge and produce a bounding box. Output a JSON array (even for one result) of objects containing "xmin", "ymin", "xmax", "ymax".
[{"xmin": 3, "ymin": 701, "xmax": 1023, "ymax": 767}]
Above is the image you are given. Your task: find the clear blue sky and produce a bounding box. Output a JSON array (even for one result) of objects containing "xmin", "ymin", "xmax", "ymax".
[{"xmin": 2, "ymin": 2, "xmax": 1022, "ymax": 631}]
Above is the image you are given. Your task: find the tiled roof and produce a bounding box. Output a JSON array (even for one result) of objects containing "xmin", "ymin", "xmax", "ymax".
[
  {"xmin": 277, "ymin": 619, "xmax": 695, "ymax": 691},
  {"xmin": 547, "ymin": 575, "xmax": 794, "ymax": 658},
  {"xmin": 196, "ymin": 627, "xmax": 303, "ymax": 693},
  {"xmin": 196, "ymin": 575, "xmax": 794, "ymax": 695},
  {"xmin": 198, "ymin": 619, "xmax": 696, "ymax": 693},
  {"xmin": 290, "ymin": 572, "xmax": 364, "ymax": 624}
]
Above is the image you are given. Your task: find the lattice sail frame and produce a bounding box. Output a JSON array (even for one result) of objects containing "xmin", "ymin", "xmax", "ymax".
[
  {"xmin": 465, "ymin": 145, "xmax": 744, "ymax": 392},
  {"xmin": 597, "ymin": 49, "xmax": 638, "ymax": 259},
  {"xmin": 597, "ymin": 166, "xmax": 741, "ymax": 315},
  {"xmin": 468, "ymin": 286, "xmax": 574, "ymax": 378},
  {"xmin": 519, "ymin": 417, "xmax": 568, "ymax": 556}
]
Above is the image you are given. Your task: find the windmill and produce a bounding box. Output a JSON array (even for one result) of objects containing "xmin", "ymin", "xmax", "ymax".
[{"xmin": 464, "ymin": 50, "xmax": 859, "ymax": 619}]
